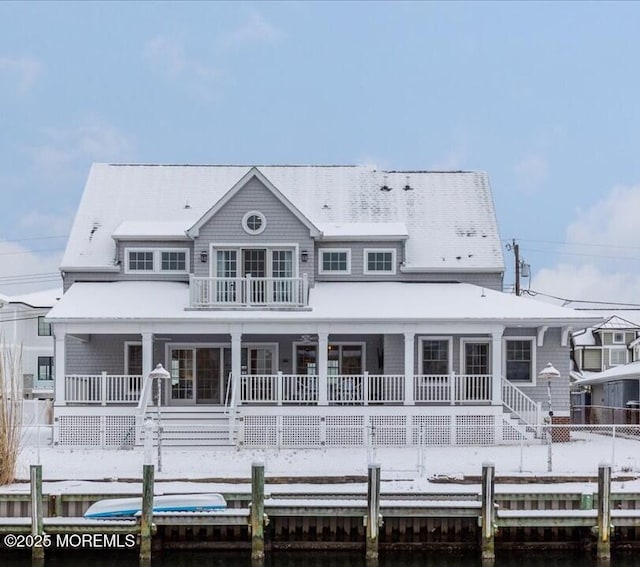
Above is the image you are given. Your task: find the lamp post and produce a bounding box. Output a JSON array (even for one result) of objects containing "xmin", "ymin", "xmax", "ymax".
[
  {"xmin": 149, "ymin": 363, "xmax": 170, "ymax": 472},
  {"xmin": 539, "ymin": 363, "xmax": 560, "ymax": 472}
]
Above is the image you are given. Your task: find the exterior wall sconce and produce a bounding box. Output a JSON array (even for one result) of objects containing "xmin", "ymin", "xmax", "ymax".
[
  {"xmin": 301, "ymin": 250, "xmax": 309, "ymax": 263},
  {"xmin": 200, "ymin": 250, "xmax": 208, "ymax": 263}
]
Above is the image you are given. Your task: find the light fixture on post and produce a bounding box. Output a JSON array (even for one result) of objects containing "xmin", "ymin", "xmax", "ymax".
[
  {"xmin": 200, "ymin": 250, "xmax": 208, "ymax": 263},
  {"xmin": 538, "ymin": 362, "xmax": 560, "ymax": 472},
  {"xmin": 301, "ymin": 250, "xmax": 309, "ymax": 263},
  {"xmin": 148, "ymin": 363, "xmax": 171, "ymax": 472}
]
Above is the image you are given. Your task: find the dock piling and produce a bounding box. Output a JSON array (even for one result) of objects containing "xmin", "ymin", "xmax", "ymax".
[
  {"xmin": 366, "ymin": 463, "xmax": 381, "ymax": 562},
  {"xmin": 30, "ymin": 464, "xmax": 44, "ymax": 561},
  {"xmin": 597, "ymin": 462, "xmax": 612, "ymax": 563},
  {"xmin": 480, "ymin": 461, "xmax": 496, "ymax": 564},
  {"xmin": 251, "ymin": 462, "xmax": 265, "ymax": 562},
  {"xmin": 139, "ymin": 463, "xmax": 155, "ymax": 561}
]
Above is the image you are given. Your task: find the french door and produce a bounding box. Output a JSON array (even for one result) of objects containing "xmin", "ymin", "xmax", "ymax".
[{"xmin": 170, "ymin": 347, "xmax": 227, "ymax": 405}]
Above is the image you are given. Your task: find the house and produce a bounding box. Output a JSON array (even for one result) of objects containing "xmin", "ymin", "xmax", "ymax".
[
  {"xmin": 0, "ymin": 288, "xmax": 61, "ymax": 399},
  {"xmin": 571, "ymin": 315, "xmax": 640, "ymax": 376},
  {"xmin": 46, "ymin": 164, "xmax": 601, "ymax": 448}
]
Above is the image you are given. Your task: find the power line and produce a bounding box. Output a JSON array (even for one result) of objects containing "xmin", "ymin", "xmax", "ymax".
[
  {"xmin": 505, "ymin": 237, "xmax": 640, "ymax": 252},
  {"xmin": 0, "ymin": 247, "xmax": 65, "ymax": 257},
  {"xmin": 524, "ymin": 247, "xmax": 640, "ymax": 262},
  {"xmin": 1, "ymin": 234, "xmax": 68, "ymax": 243},
  {"xmin": 524, "ymin": 288, "xmax": 640, "ymax": 308}
]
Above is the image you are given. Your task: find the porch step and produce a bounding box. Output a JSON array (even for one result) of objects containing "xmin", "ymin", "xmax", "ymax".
[{"xmin": 141, "ymin": 407, "xmax": 236, "ymax": 447}]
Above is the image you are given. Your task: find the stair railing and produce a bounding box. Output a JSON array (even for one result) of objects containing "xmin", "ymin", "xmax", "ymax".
[{"xmin": 501, "ymin": 377, "xmax": 542, "ymax": 426}]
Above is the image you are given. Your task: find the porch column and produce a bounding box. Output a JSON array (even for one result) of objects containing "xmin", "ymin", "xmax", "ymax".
[
  {"xmin": 141, "ymin": 332, "xmax": 153, "ymax": 377},
  {"xmin": 491, "ymin": 329, "xmax": 503, "ymax": 405},
  {"xmin": 404, "ymin": 332, "xmax": 415, "ymax": 406},
  {"xmin": 317, "ymin": 332, "xmax": 328, "ymax": 405},
  {"xmin": 53, "ymin": 324, "xmax": 66, "ymax": 406},
  {"xmin": 231, "ymin": 331, "xmax": 242, "ymax": 406}
]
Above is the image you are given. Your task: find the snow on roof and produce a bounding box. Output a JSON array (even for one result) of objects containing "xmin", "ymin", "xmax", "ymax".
[
  {"xmin": 61, "ymin": 164, "xmax": 504, "ymax": 272},
  {"xmin": 47, "ymin": 281, "xmax": 600, "ymax": 326},
  {"xmin": 574, "ymin": 361, "xmax": 640, "ymax": 386},
  {"xmin": 572, "ymin": 329, "xmax": 596, "ymax": 346},
  {"xmin": 7, "ymin": 288, "xmax": 62, "ymax": 308},
  {"xmin": 594, "ymin": 315, "xmax": 640, "ymax": 331},
  {"xmin": 112, "ymin": 220, "xmax": 196, "ymax": 240},
  {"xmin": 316, "ymin": 222, "xmax": 408, "ymax": 240}
]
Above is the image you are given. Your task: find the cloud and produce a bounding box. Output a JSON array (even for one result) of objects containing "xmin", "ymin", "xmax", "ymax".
[
  {"xmin": 29, "ymin": 120, "xmax": 135, "ymax": 183},
  {"xmin": 430, "ymin": 148, "xmax": 467, "ymax": 171},
  {"xmin": 513, "ymin": 153, "xmax": 549, "ymax": 193},
  {"xmin": 0, "ymin": 241, "xmax": 63, "ymax": 295},
  {"xmin": 143, "ymin": 36, "xmax": 217, "ymax": 81},
  {"xmin": 0, "ymin": 55, "xmax": 41, "ymax": 93},
  {"xmin": 530, "ymin": 184, "xmax": 640, "ymax": 305},
  {"xmin": 17, "ymin": 211, "xmax": 73, "ymax": 236},
  {"xmin": 217, "ymin": 12, "xmax": 281, "ymax": 49}
]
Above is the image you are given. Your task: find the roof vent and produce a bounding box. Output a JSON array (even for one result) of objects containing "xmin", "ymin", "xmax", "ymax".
[
  {"xmin": 322, "ymin": 203, "xmax": 330, "ymax": 210},
  {"xmin": 184, "ymin": 201, "xmax": 192, "ymax": 209},
  {"xmin": 403, "ymin": 175, "xmax": 413, "ymax": 191},
  {"xmin": 380, "ymin": 174, "xmax": 392, "ymax": 192}
]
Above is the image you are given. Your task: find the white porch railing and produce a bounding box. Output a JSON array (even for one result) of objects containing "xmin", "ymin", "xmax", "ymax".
[
  {"xmin": 65, "ymin": 373, "xmax": 143, "ymax": 404},
  {"xmin": 414, "ymin": 374, "xmax": 492, "ymax": 404},
  {"xmin": 502, "ymin": 377, "xmax": 542, "ymax": 426},
  {"xmin": 236, "ymin": 373, "xmax": 404, "ymax": 405},
  {"xmin": 190, "ymin": 275, "xmax": 309, "ymax": 308}
]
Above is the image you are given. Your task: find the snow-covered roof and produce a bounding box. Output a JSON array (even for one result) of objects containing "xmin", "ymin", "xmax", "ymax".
[
  {"xmin": 316, "ymin": 222, "xmax": 408, "ymax": 240},
  {"xmin": 61, "ymin": 164, "xmax": 505, "ymax": 272},
  {"xmin": 572, "ymin": 329, "xmax": 596, "ymax": 346},
  {"xmin": 574, "ymin": 361, "xmax": 640, "ymax": 386},
  {"xmin": 593, "ymin": 315, "xmax": 640, "ymax": 331},
  {"xmin": 47, "ymin": 281, "xmax": 600, "ymax": 326},
  {"xmin": 7, "ymin": 288, "xmax": 62, "ymax": 308},
  {"xmin": 112, "ymin": 220, "xmax": 195, "ymax": 240}
]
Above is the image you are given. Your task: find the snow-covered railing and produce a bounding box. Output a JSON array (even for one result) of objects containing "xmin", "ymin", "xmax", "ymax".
[
  {"xmin": 65, "ymin": 373, "xmax": 143, "ymax": 405},
  {"xmin": 327, "ymin": 373, "xmax": 405, "ymax": 405},
  {"xmin": 190, "ymin": 275, "xmax": 309, "ymax": 308},
  {"xmin": 414, "ymin": 374, "xmax": 492, "ymax": 404},
  {"xmin": 502, "ymin": 377, "xmax": 541, "ymax": 426}
]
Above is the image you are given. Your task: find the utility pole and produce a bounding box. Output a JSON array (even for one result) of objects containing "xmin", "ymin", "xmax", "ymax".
[
  {"xmin": 513, "ymin": 239, "xmax": 520, "ymax": 296},
  {"xmin": 507, "ymin": 239, "xmax": 521, "ymax": 296}
]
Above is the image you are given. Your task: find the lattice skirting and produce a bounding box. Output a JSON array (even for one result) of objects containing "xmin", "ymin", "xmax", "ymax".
[
  {"xmin": 239, "ymin": 413, "xmax": 529, "ymax": 448},
  {"xmin": 57, "ymin": 415, "xmax": 136, "ymax": 448}
]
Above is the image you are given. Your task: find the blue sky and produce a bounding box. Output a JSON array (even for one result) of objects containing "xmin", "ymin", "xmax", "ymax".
[{"xmin": 2, "ymin": 1, "xmax": 640, "ymax": 302}]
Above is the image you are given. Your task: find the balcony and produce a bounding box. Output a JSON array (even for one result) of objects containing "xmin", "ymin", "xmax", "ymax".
[{"xmin": 189, "ymin": 275, "xmax": 309, "ymax": 308}]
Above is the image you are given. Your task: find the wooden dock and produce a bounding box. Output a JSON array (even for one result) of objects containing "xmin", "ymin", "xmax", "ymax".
[{"xmin": 1, "ymin": 463, "xmax": 640, "ymax": 563}]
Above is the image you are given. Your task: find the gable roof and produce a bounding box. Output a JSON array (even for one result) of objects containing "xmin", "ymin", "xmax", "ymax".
[
  {"xmin": 61, "ymin": 164, "xmax": 505, "ymax": 272},
  {"xmin": 187, "ymin": 167, "xmax": 320, "ymax": 238},
  {"xmin": 574, "ymin": 360, "xmax": 640, "ymax": 386}
]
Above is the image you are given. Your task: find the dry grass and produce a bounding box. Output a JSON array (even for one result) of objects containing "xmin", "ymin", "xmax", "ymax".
[{"xmin": 0, "ymin": 343, "xmax": 23, "ymax": 485}]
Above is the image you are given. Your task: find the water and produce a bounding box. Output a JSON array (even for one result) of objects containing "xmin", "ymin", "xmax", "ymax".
[{"xmin": 1, "ymin": 550, "xmax": 638, "ymax": 567}]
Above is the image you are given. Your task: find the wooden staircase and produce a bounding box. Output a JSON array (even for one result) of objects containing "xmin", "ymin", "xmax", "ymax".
[{"xmin": 141, "ymin": 406, "xmax": 236, "ymax": 447}]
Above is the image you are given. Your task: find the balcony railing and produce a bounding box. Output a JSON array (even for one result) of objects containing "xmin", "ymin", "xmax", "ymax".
[
  {"xmin": 190, "ymin": 275, "xmax": 309, "ymax": 308},
  {"xmin": 65, "ymin": 373, "xmax": 143, "ymax": 404}
]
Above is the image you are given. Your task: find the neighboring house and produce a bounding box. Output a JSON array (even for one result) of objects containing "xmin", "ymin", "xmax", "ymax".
[
  {"xmin": 571, "ymin": 316, "xmax": 640, "ymax": 376},
  {"xmin": 46, "ymin": 164, "xmax": 600, "ymax": 448},
  {"xmin": 572, "ymin": 361, "xmax": 640, "ymax": 425},
  {"xmin": 0, "ymin": 288, "xmax": 62, "ymax": 399}
]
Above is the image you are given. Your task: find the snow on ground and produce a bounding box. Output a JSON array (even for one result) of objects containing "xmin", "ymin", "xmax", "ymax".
[{"xmin": 6, "ymin": 430, "xmax": 639, "ymax": 493}]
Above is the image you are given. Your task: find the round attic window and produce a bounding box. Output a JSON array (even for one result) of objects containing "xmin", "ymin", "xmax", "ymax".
[{"xmin": 242, "ymin": 211, "xmax": 266, "ymax": 235}]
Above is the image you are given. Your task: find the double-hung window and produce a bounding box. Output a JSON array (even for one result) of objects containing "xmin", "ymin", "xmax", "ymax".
[
  {"xmin": 504, "ymin": 338, "xmax": 535, "ymax": 382},
  {"xmin": 421, "ymin": 339, "xmax": 450, "ymax": 375},
  {"xmin": 128, "ymin": 250, "xmax": 154, "ymax": 272}
]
